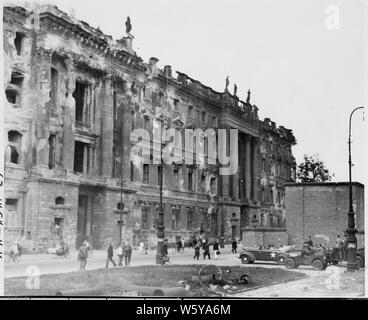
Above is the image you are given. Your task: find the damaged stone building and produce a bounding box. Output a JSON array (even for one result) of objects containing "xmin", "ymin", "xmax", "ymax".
[{"xmin": 3, "ymin": 5, "xmax": 296, "ymax": 251}]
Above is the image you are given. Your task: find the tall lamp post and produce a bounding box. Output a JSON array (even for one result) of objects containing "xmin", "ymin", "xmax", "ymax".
[
  {"xmin": 346, "ymin": 106, "xmax": 364, "ymax": 272},
  {"xmin": 155, "ymin": 115, "xmax": 166, "ymax": 265},
  {"xmin": 119, "ymin": 151, "xmax": 124, "ymax": 245}
]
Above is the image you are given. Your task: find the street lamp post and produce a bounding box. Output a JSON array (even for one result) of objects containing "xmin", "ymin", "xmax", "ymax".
[
  {"xmin": 119, "ymin": 151, "xmax": 124, "ymax": 245},
  {"xmin": 156, "ymin": 115, "xmax": 165, "ymax": 265},
  {"xmin": 346, "ymin": 106, "xmax": 364, "ymax": 272}
]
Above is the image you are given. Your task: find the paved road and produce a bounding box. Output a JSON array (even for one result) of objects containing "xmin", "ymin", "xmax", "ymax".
[{"xmin": 4, "ymin": 246, "xmax": 320, "ymax": 279}]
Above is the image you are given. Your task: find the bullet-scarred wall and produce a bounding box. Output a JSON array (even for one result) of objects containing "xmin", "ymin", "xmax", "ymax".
[{"xmin": 285, "ymin": 182, "xmax": 364, "ymax": 248}]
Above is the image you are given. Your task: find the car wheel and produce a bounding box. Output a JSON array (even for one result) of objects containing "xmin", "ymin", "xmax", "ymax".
[
  {"xmin": 285, "ymin": 258, "xmax": 296, "ymax": 269},
  {"xmin": 276, "ymin": 255, "xmax": 287, "ymax": 265},
  {"xmin": 356, "ymin": 256, "xmax": 364, "ymax": 268},
  {"xmin": 312, "ymin": 259, "xmax": 324, "ymax": 270},
  {"xmin": 241, "ymin": 255, "xmax": 251, "ymax": 264}
]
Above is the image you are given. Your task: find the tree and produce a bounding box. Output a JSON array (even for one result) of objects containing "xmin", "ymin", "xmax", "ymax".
[{"xmin": 296, "ymin": 154, "xmax": 334, "ymax": 182}]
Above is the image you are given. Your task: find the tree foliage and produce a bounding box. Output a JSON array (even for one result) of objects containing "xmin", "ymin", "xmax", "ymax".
[{"xmin": 296, "ymin": 154, "xmax": 333, "ymax": 182}]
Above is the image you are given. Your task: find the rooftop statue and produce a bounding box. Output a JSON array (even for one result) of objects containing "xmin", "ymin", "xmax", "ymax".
[
  {"xmin": 234, "ymin": 84, "xmax": 238, "ymax": 97},
  {"xmin": 246, "ymin": 89, "xmax": 251, "ymax": 104},
  {"xmin": 225, "ymin": 76, "xmax": 229, "ymax": 92},
  {"xmin": 125, "ymin": 16, "xmax": 132, "ymax": 34}
]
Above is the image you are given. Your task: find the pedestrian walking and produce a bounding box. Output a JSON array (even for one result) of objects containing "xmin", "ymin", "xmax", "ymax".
[
  {"xmin": 106, "ymin": 242, "xmax": 117, "ymax": 268},
  {"xmin": 10, "ymin": 242, "xmax": 19, "ymax": 262},
  {"xmin": 232, "ymin": 239, "xmax": 238, "ymax": 254},
  {"xmin": 117, "ymin": 243, "xmax": 124, "ymax": 266},
  {"xmin": 203, "ymin": 240, "xmax": 211, "ymax": 260},
  {"xmin": 77, "ymin": 242, "xmax": 88, "ymax": 270},
  {"xmin": 213, "ymin": 239, "xmax": 220, "ymax": 260},
  {"xmin": 124, "ymin": 242, "xmax": 132, "ymax": 266},
  {"xmin": 193, "ymin": 242, "xmax": 200, "ymax": 260}
]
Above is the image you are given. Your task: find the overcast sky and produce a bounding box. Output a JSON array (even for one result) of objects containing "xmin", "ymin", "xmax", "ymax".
[{"xmin": 6, "ymin": 0, "xmax": 368, "ymax": 186}]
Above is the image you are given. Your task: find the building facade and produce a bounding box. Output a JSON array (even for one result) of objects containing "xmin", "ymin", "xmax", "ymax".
[
  {"xmin": 285, "ymin": 182, "xmax": 365, "ymax": 248},
  {"xmin": 3, "ymin": 5, "xmax": 296, "ymax": 251}
]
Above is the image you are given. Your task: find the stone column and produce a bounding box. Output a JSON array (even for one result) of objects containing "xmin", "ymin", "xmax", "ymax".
[
  {"xmin": 245, "ymin": 135, "xmax": 252, "ymax": 200},
  {"xmin": 252, "ymin": 137, "xmax": 259, "ymax": 202},
  {"xmin": 101, "ymin": 75, "xmax": 114, "ymax": 176},
  {"xmin": 35, "ymin": 49, "xmax": 52, "ymax": 167},
  {"xmin": 62, "ymin": 58, "xmax": 76, "ymax": 171},
  {"xmin": 221, "ymin": 127, "xmax": 230, "ymax": 199}
]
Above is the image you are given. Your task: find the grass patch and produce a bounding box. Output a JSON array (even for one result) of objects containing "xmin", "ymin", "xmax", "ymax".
[{"xmin": 5, "ymin": 265, "xmax": 305, "ymax": 296}]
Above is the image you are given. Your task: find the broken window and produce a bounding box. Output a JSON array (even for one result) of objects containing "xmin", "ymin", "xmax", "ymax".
[
  {"xmin": 174, "ymin": 168, "xmax": 179, "ymax": 189},
  {"xmin": 73, "ymin": 81, "xmax": 90, "ymax": 125},
  {"xmin": 143, "ymin": 164, "xmax": 149, "ymax": 184},
  {"xmin": 48, "ymin": 134, "xmax": 56, "ymax": 169},
  {"xmin": 73, "ymin": 141, "xmax": 93, "ymax": 174},
  {"xmin": 7, "ymin": 130, "xmax": 22, "ymax": 164},
  {"xmin": 14, "ymin": 32, "xmax": 25, "ymax": 56},
  {"xmin": 50, "ymin": 67, "xmax": 58, "ymax": 110},
  {"xmin": 55, "ymin": 197, "xmax": 65, "ymax": 205},
  {"xmin": 201, "ymin": 174, "xmax": 206, "ymax": 192},
  {"xmin": 188, "ymin": 168, "xmax": 193, "ymax": 191},
  {"xmin": 5, "ymin": 198, "xmax": 19, "ymax": 227},
  {"xmin": 6, "ymin": 71, "xmax": 24, "ymax": 105},
  {"xmin": 6, "ymin": 90, "xmax": 17, "ymax": 104}
]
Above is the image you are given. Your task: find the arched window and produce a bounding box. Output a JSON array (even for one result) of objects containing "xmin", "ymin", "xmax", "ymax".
[
  {"xmin": 8, "ymin": 130, "xmax": 22, "ymax": 144},
  {"xmin": 7, "ymin": 130, "xmax": 22, "ymax": 164},
  {"xmin": 55, "ymin": 197, "xmax": 65, "ymax": 205},
  {"xmin": 117, "ymin": 202, "xmax": 124, "ymax": 211}
]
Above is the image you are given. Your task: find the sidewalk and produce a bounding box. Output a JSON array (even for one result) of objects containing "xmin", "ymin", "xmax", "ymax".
[{"xmin": 233, "ymin": 265, "xmax": 365, "ymax": 298}]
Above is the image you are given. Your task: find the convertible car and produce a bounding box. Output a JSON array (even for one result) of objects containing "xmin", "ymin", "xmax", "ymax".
[{"xmin": 239, "ymin": 246, "xmax": 299, "ymax": 265}]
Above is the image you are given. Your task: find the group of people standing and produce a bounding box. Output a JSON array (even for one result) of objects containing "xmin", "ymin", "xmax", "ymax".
[
  {"xmin": 193, "ymin": 238, "xmax": 221, "ymax": 260},
  {"xmin": 302, "ymin": 233, "xmax": 349, "ymax": 262},
  {"xmin": 108, "ymin": 242, "xmax": 133, "ymax": 267},
  {"xmin": 77, "ymin": 240, "xmax": 133, "ymax": 271}
]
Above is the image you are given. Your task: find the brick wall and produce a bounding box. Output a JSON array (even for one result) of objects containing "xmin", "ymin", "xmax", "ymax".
[
  {"xmin": 285, "ymin": 182, "xmax": 364, "ymax": 248},
  {"xmin": 241, "ymin": 228, "xmax": 287, "ymax": 247}
]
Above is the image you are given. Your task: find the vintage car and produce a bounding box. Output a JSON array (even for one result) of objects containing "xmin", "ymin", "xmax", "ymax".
[
  {"xmin": 284, "ymin": 245, "xmax": 329, "ymax": 270},
  {"xmin": 239, "ymin": 246, "xmax": 298, "ymax": 265}
]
